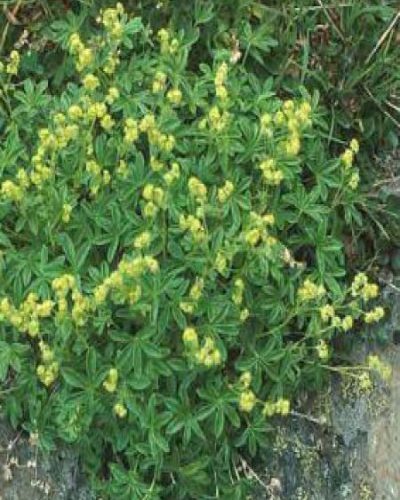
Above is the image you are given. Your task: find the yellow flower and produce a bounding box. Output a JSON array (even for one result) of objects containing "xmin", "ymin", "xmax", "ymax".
[
  {"xmin": 36, "ymin": 300, "xmax": 54, "ymax": 318},
  {"xmin": 348, "ymin": 171, "xmax": 359, "ymax": 190},
  {"xmin": 106, "ymin": 87, "xmax": 120, "ymax": 104},
  {"xmin": 68, "ymin": 105, "xmax": 83, "ymax": 120},
  {"xmin": 351, "ymin": 272, "xmax": 368, "ymax": 296},
  {"xmin": 275, "ymin": 398, "xmax": 290, "ymax": 416},
  {"xmin": 68, "ymin": 33, "xmax": 83, "ymax": 54},
  {"xmin": 298, "ymin": 279, "xmax": 325, "ymax": 302},
  {"xmin": 239, "ymin": 371, "xmax": 252, "ymax": 389},
  {"xmin": 152, "ymin": 71, "xmax": 167, "ymax": 93},
  {"xmin": 195, "ymin": 337, "xmax": 221, "ymax": 367},
  {"xmin": 6, "ymin": 50, "xmax": 20, "ymax": 75},
  {"xmin": 350, "ymin": 138, "xmax": 359, "ymax": 154},
  {"xmin": 341, "ymin": 148, "xmax": 354, "ymax": 169},
  {"xmin": 316, "ymin": 340, "xmax": 329, "ymax": 360},
  {"xmin": 239, "ymin": 390, "xmax": 256, "ymax": 413},
  {"xmin": 134, "ymin": 231, "xmax": 151, "ymax": 249},
  {"xmin": 285, "ymin": 134, "xmax": 301, "ymax": 156},
  {"xmin": 82, "ymin": 74, "xmax": 100, "ymax": 91},
  {"xmin": 217, "ymin": 181, "xmax": 234, "ymax": 203},
  {"xmin": 103, "ymin": 368, "xmax": 118, "ymax": 393},
  {"xmin": 215, "ymin": 252, "xmax": 227, "ymax": 274},
  {"xmin": 189, "ymin": 278, "xmax": 204, "ymax": 301},
  {"xmin": 182, "ymin": 327, "xmax": 199, "ymax": 348},
  {"xmin": 364, "ymin": 306, "xmax": 384, "ymax": 324},
  {"xmin": 150, "ymin": 157, "xmax": 165, "ymax": 172},
  {"xmin": 180, "ymin": 301, "xmax": 194, "ymax": 314},
  {"xmin": 245, "ymin": 228, "xmax": 261, "ymax": 247},
  {"xmin": 188, "ymin": 177, "xmax": 207, "ymax": 202},
  {"xmin": 62, "ymin": 203, "xmax": 73, "ymax": 223},
  {"xmin": 77, "ymin": 48, "xmax": 94, "ymax": 72},
  {"xmin": 100, "ymin": 114, "xmax": 115, "ymax": 131},
  {"xmin": 113, "ymin": 403, "xmax": 127, "ymax": 418},
  {"xmin": 341, "ymin": 315, "xmax": 353, "ymax": 332},
  {"xmin": 124, "ymin": 118, "xmax": 139, "ymax": 142},
  {"xmin": 167, "ymin": 88, "xmax": 182, "ymax": 105},
  {"xmin": 320, "ymin": 304, "xmax": 335, "ymax": 322},
  {"xmin": 240, "ymin": 308, "xmax": 249, "ymax": 322},
  {"xmin": 361, "ymin": 282, "xmax": 379, "ymax": 301}
]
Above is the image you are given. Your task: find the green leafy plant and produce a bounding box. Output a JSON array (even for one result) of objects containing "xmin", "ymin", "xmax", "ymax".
[{"xmin": 0, "ymin": 4, "xmax": 390, "ymax": 498}]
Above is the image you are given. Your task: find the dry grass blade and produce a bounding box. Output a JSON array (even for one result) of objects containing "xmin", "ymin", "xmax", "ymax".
[{"xmin": 365, "ymin": 10, "xmax": 400, "ymax": 65}]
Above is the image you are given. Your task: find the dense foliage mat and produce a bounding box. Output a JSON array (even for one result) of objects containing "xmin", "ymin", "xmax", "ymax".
[{"xmin": 0, "ymin": 3, "xmax": 391, "ymax": 498}]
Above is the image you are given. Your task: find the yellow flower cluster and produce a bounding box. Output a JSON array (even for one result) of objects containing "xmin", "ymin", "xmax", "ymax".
[
  {"xmin": 1, "ymin": 180, "xmax": 24, "ymax": 202},
  {"xmin": 351, "ymin": 272, "xmax": 379, "ymax": 300},
  {"xmin": 179, "ymin": 214, "xmax": 206, "ymax": 243},
  {"xmin": 262, "ymin": 398, "xmax": 290, "ymax": 417},
  {"xmin": 195, "ymin": 337, "xmax": 221, "ymax": 367},
  {"xmin": 232, "ymin": 278, "xmax": 244, "ymax": 305},
  {"xmin": 319, "ymin": 304, "xmax": 353, "ymax": 332},
  {"xmin": 100, "ymin": 3, "xmax": 125, "ymax": 40},
  {"xmin": 320, "ymin": 304, "xmax": 335, "ymax": 322},
  {"xmin": 83, "ymin": 74, "xmax": 100, "ymax": 92},
  {"xmin": 260, "ymin": 112, "xmax": 273, "ymax": 137},
  {"xmin": 298, "ymin": 279, "xmax": 325, "ymax": 302},
  {"xmin": 139, "ymin": 113, "xmax": 175, "ymax": 152},
  {"xmin": 62, "ymin": 203, "xmax": 73, "ymax": 223},
  {"xmin": 188, "ymin": 177, "xmax": 207, "ymax": 202},
  {"xmin": 86, "ymin": 159, "xmax": 111, "ymax": 195},
  {"xmin": 52, "ymin": 274, "xmax": 91, "ymax": 323},
  {"xmin": 217, "ymin": 181, "xmax": 234, "ymax": 203},
  {"xmin": 367, "ymin": 354, "xmax": 391, "ymax": 381},
  {"xmin": 93, "ymin": 254, "xmax": 158, "ymax": 307},
  {"xmin": 277, "ymin": 99, "xmax": 312, "ymax": 157},
  {"xmin": 243, "ymin": 211, "xmax": 276, "ymax": 247},
  {"xmin": 103, "ymin": 368, "xmax": 118, "ymax": 392},
  {"xmin": 364, "ymin": 306, "xmax": 384, "ymax": 324},
  {"xmin": 0, "ymin": 293, "xmax": 53, "ymax": 337},
  {"xmin": 68, "ymin": 34, "xmax": 94, "ymax": 72},
  {"xmin": 258, "ymin": 158, "xmax": 283, "ymax": 185},
  {"xmin": 183, "ymin": 328, "xmax": 221, "ymax": 366},
  {"xmin": 183, "ymin": 327, "xmax": 199, "ymax": 349},
  {"xmin": 163, "ymin": 162, "xmax": 180, "ymax": 185},
  {"xmin": 341, "ymin": 139, "xmax": 360, "ymax": 189},
  {"xmin": 113, "ymin": 402, "xmax": 127, "ymax": 418},
  {"xmin": 239, "ymin": 390, "xmax": 256, "ymax": 412},
  {"xmin": 142, "ymin": 183, "xmax": 165, "ymax": 218},
  {"xmin": 71, "ymin": 290, "xmax": 92, "ymax": 326},
  {"xmin": 106, "ymin": 86, "xmax": 120, "ymax": 104},
  {"xmin": 37, "ymin": 341, "xmax": 59, "ymax": 387},
  {"xmin": 237, "ymin": 374, "xmax": 289, "ymax": 416},
  {"xmin": 214, "ymin": 62, "xmax": 228, "ymax": 100},
  {"xmin": 150, "ymin": 156, "xmax": 165, "ymax": 172},
  {"xmin": 341, "ymin": 138, "xmax": 359, "ymax": 169},
  {"xmin": 134, "ymin": 231, "xmax": 151, "ymax": 250},
  {"xmin": 316, "ymin": 339, "xmax": 329, "ymax": 360},
  {"xmin": 189, "ymin": 277, "xmax": 204, "ymax": 301},
  {"xmin": 167, "ymin": 88, "xmax": 182, "ymax": 106},
  {"xmin": 124, "ymin": 118, "xmax": 139, "ymax": 143},
  {"xmin": 6, "ymin": 50, "xmax": 20, "ymax": 75},
  {"xmin": 215, "ymin": 252, "xmax": 227, "ymax": 274},
  {"xmin": 205, "ymin": 106, "xmax": 230, "ymax": 132},
  {"xmin": 152, "ymin": 71, "xmax": 167, "ymax": 93},
  {"xmin": 157, "ymin": 29, "xmax": 179, "ymax": 55}
]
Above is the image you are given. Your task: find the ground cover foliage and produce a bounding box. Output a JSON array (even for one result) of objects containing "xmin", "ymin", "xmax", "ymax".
[{"xmin": 0, "ymin": 1, "xmax": 397, "ymax": 498}]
